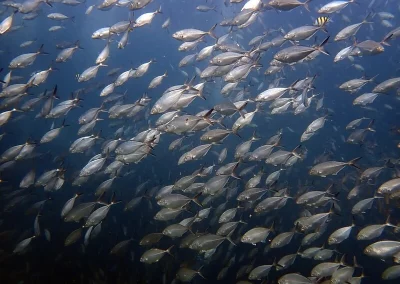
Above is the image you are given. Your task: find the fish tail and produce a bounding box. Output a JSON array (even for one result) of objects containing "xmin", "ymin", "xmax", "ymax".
[
  {"xmin": 353, "ymin": 256, "xmax": 362, "ymax": 268},
  {"xmin": 230, "ymin": 170, "xmax": 241, "ymax": 180},
  {"xmin": 317, "ymin": 36, "xmax": 330, "ymax": 56},
  {"xmin": 226, "ymin": 230, "xmax": 236, "ymax": 246},
  {"xmin": 198, "ymin": 271, "xmax": 206, "ymax": 280},
  {"xmin": 369, "ymin": 74, "xmax": 379, "ymax": 83},
  {"xmin": 166, "ymin": 245, "xmax": 174, "ymax": 256},
  {"xmin": 367, "ymin": 119, "xmax": 375, "ymax": 132},
  {"xmin": 339, "ymin": 254, "xmax": 347, "ymax": 266},
  {"xmin": 382, "ymin": 33, "xmax": 393, "ymax": 46},
  {"xmin": 384, "ymin": 159, "xmax": 395, "ymax": 169},
  {"xmin": 385, "ymin": 215, "xmax": 397, "ymax": 228},
  {"xmin": 38, "ymin": 44, "xmax": 49, "ymax": 55},
  {"xmin": 347, "ymin": 157, "xmax": 362, "ymax": 168},
  {"xmin": 362, "ymin": 12, "xmax": 374, "ymax": 24},
  {"xmin": 202, "ymin": 108, "xmax": 214, "ymax": 122},
  {"xmin": 303, "ymin": 0, "xmax": 313, "ymax": 12},
  {"xmin": 197, "ymin": 89, "xmax": 206, "ymax": 100},
  {"xmin": 44, "ymin": 0, "xmax": 53, "ymax": 7},
  {"xmin": 191, "ymin": 192, "xmax": 203, "ymax": 207},
  {"xmin": 208, "ymin": 23, "xmax": 218, "ymax": 39},
  {"xmin": 292, "ymin": 144, "xmax": 302, "ymax": 154},
  {"xmin": 52, "ymin": 85, "xmax": 58, "ymax": 98}
]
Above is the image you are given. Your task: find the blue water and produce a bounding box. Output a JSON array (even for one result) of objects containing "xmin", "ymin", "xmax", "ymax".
[{"xmin": 1, "ymin": 0, "xmax": 400, "ymax": 283}]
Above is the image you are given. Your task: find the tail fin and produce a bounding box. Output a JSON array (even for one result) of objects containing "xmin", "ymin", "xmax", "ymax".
[
  {"xmin": 226, "ymin": 230, "xmax": 236, "ymax": 246},
  {"xmin": 382, "ymin": 34, "xmax": 393, "ymax": 46},
  {"xmin": 384, "ymin": 159, "xmax": 395, "ymax": 169},
  {"xmin": 52, "ymin": 85, "xmax": 58, "ymax": 99},
  {"xmin": 317, "ymin": 36, "xmax": 330, "ymax": 56},
  {"xmin": 74, "ymin": 40, "xmax": 84, "ymax": 49},
  {"xmin": 202, "ymin": 108, "xmax": 214, "ymax": 125},
  {"xmin": 208, "ymin": 24, "xmax": 218, "ymax": 39},
  {"xmin": 44, "ymin": 0, "xmax": 52, "ymax": 7},
  {"xmin": 362, "ymin": 12, "xmax": 374, "ymax": 24},
  {"xmin": 38, "ymin": 44, "xmax": 49, "ymax": 55},
  {"xmin": 303, "ymin": 0, "xmax": 313, "ymax": 12},
  {"xmin": 353, "ymin": 256, "xmax": 362, "ymax": 269},
  {"xmin": 197, "ymin": 266, "xmax": 206, "ymax": 279},
  {"xmin": 368, "ymin": 74, "xmax": 378, "ymax": 83},
  {"xmin": 290, "ymin": 78, "xmax": 300, "ymax": 89},
  {"xmin": 347, "ymin": 157, "xmax": 362, "ymax": 169},
  {"xmin": 367, "ymin": 119, "xmax": 375, "ymax": 132},
  {"xmin": 166, "ymin": 245, "xmax": 174, "ymax": 256},
  {"xmin": 292, "ymin": 144, "xmax": 302, "ymax": 158},
  {"xmin": 191, "ymin": 192, "xmax": 203, "ymax": 207}
]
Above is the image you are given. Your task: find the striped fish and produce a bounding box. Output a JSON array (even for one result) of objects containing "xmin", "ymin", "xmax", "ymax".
[{"xmin": 314, "ymin": 16, "xmax": 329, "ymax": 27}]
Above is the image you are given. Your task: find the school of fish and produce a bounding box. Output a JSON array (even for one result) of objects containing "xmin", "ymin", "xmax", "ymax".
[{"xmin": 1, "ymin": 0, "xmax": 400, "ymax": 283}]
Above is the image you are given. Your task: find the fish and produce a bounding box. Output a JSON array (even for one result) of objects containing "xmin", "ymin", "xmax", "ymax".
[
  {"xmin": 9, "ymin": 44, "xmax": 48, "ymax": 69},
  {"xmin": 0, "ymin": 0, "xmax": 400, "ymax": 283},
  {"xmin": 382, "ymin": 265, "xmax": 400, "ymax": 280},
  {"xmin": 284, "ymin": 24, "xmax": 328, "ymax": 41},
  {"xmin": 133, "ymin": 6, "xmax": 162, "ymax": 28},
  {"xmin": 269, "ymin": 0, "xmax": 314, "ymax": 12},
  {"xmin": 274, "ymin": 37, "xmax": 330, "ymax": 64},
  {"xmin": 364, "ymin": 241, "xmax": 400, "ymax": 259},
  {"xmin": 310, "ymin": 157, "xmax": 361, "ymax": 177},
  {"xmin": 335, "ymin": 15, "xmax": 373, "ymax": 41},
  {"xmin": 140, "ymin": 246, "xmax": 174, "ymax": 264},
  {"xmin": 314, "ymin": 16, "xmax": 329, "ymax": 27},
  {"xmin": 47, "ymin": 13, "xmax": 75, "ymax": 22},
  {"xmin": 318, "ymin": 0, "xmax": 357, "ymax": 14},
  {"xmin": 173, "ymin": 24, "xmax": 217, "ymax": 42},
  {"xmin": 0, "ymin": 11, "xmax": 17, "ymax": 35}
]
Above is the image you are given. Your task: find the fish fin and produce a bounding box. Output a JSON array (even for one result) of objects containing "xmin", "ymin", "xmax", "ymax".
[
  {"xmin": 384, "ymin": 159, "xmax": 395, "ymax": 169},
  {"xmin": 38, "ymin": 44, "xmax": 49, "ymax": 55},
  {"xmin": 226, "ymin": 230, "xmax": 236, "ymax": 246},
  {"xmin": 231, "ymin": 171, "xmax": 241, "ymax": 180},
  {"xmin": 233, "ymin": 131, "xmax": 241, "ymax": 139},
  {"xmin": 303, "ymin": 0, "xmax": 313, "ymax": 12},
  {"xmin": 362, "ymin": 12, "xmax": 373, "ymax": 24},
  {"xmin": 166, "ymin": 245, "xmax": 174, "ymax": 256},
  {"xmin": 340, "ymin": 254, "xmax": 347, "ymax": 266},
  {"xmin": 198, "ymin": 270, "xmax": 206, "ymax": 280},
  {"xmin": 347, "ymin": 157, "xmax": 362, "ymax": 169},
  {"xmin": 367, "ymin": 119, "xmax": 375, "ymax": 132},
  {"xmin": 353, "ymin": 256, "xmax": 362, "ymax": 269},
  {"xmin": 382, "ymin": 34, "xmax": 393, "ymax": 46},
  {"xmin": 317, "ymin": 36, "xmax": 330, "ymax": 56},
  {"xmin": 197, "ymin": 90, "xmax": 206, "ymax": 100},
  {"xmin": 192, "ymin": 192, "xmax": 203, "ymax": 207},
  {"xmin": 208, "ymin": 23, "xmax": 218, "ymax": 39},
  {"xmin": 202, "ymin": 108, "xmax": 214, "ymax": 125}
]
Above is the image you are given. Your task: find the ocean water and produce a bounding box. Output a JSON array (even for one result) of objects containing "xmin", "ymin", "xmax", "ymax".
[{"xmin": 1, "ymin": 0, "xmax": 400, "ymax": 283}]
